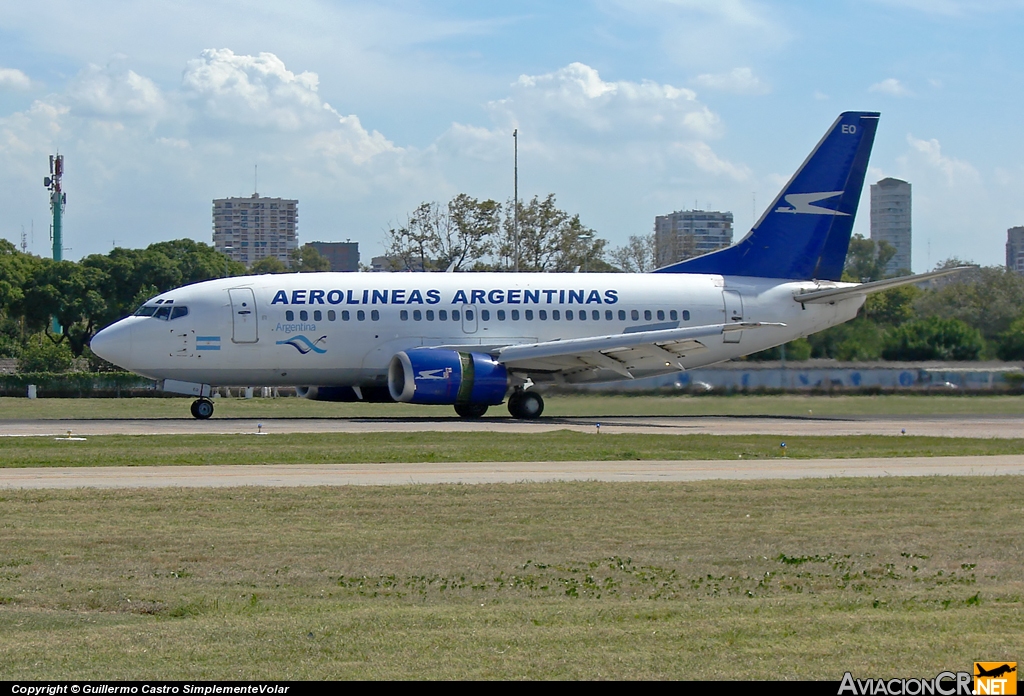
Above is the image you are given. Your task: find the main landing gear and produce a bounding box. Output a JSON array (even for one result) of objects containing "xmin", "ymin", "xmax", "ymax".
[
  {"xmin": 507, "ymin": 390, "xmax": 544, "ymax": 420},
  {"xmin": 190, "ymin": 398, "xmax": 214, "ymax": 420},
  {"xmin": 454, "ymin": 402, "xmax": 488, "ymax": 419}
]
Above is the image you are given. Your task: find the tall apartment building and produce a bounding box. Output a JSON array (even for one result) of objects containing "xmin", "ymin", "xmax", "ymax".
[
  {"xmin": 654, "ymin": 209, "xmax": 733, "ymax": 267},
  {"xmin": 304, "ymin": 241, "xmax": 359, "ymax": 272},
  {"xmin": 212, "ymin": 193, "xmax": 298, "ymax": 267},
  {"xmin": 1006, "ymin": 226, "xmax": 1024, "ymax": 275},
  {"xmin": 870, "ymin": 177, "xmax": 911, "ymax": 275}
]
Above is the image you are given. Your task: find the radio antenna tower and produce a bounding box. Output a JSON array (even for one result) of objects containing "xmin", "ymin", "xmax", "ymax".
[{"xmin": 44, "ymin": 153, "xmax": 66, "ymax": 333}]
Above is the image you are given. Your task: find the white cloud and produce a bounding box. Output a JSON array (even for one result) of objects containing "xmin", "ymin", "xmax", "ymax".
[
  {"xmin": 693, "ymin": 67, "xmax": 769, "ymax": 95},
  {"xmin": 905, "ymin": 134, "xmax": 980, "ymax": 186},
  {"xmin": 67, "ymin": 64, "xmax": 169, "ymax": 119},
  {"xmin": 0, "ymin": 68, "xmax": 32, "ymax": 90},
  {"xmin": 672, "ymin": 141, "xmax": 751, "ymax": 180},
  {"xmin": 869, "ymin": 78, "xmax": 912, "ymax": 96}
]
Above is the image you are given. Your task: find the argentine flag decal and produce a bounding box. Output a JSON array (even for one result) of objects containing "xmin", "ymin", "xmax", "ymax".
[{"xmin": 196, "ymin": 336, "xmax": 221, "ymax": 351}]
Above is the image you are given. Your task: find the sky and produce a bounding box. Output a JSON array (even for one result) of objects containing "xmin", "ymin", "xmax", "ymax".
[{"xmin": 2, "ymin": 0, "xmax": 1023, "ymax": 272}]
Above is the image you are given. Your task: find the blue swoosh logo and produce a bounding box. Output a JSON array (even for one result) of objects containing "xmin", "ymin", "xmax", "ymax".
[{"xmin": 276, "ymin": 335, "xmax": 327, "ymax": 354}]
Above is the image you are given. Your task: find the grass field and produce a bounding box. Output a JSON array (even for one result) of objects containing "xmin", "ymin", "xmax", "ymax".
[
  {"xmin": 1, "ymin": 477, "xmax": 1021, "ymax": 679},
  {"xmin": 4, "ymin": 393, "xmax": 1024, "ymax": 420},
  {"xmin": 2, "ymin": 431, "xmax": 1024, "ymax": 468}
]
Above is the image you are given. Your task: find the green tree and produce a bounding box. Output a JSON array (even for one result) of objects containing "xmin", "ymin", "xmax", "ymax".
[
  {"xmin": 22, "ymin": 260, "xmax": 109, "ymax": 357},
  {"xmin": 290, "ymin": 246, "xmax": 332, "ymax": 272},
  {"xmin": 843, "ymin": 234, "xmax": 897, "ymax": 282},
  {"xmin": 882, "ymin": 316, "xmax": 983, "ymax": 361},
  {"xmin": 913, "ymin": 264, "xmax": 1024, "ymax": 353},
  {"xmin": 18, "ymin": 332, "xmax": 74, "ymax": 372},
  {"xmin": 807, "ymin": 317, "xmax": 884, "ymax": 361},
  {"xmin": 251, "ymin": 256, "xmax": 289, "ymax": 274},
  {"xmin": 385, "ymin": 195, "xmax": 500, "ymax": 271},
  {"xmin": 609, "ymin": 234, "xmax": 656, "ymax": 273},
  {"xmin": 995, "ymin": 316, "xmax": 1024, "ymax": 361},
  {"xmin": 747, "ymin": 337, "xmax": 812, "ymax": 361},
  {"xmin": 496, "ymin": 194, "xmax": 606, "ymax": 272}
]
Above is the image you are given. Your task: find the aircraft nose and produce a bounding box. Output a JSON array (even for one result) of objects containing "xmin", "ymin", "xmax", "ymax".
[{"xmin": 90, "ymin": 320, "xmax": 133, "ymax": 369}]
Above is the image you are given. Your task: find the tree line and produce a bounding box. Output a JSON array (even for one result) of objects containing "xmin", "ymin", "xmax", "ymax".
[{"xmin": 3, "ymin": 191, "xmax": 1024, "ymax": 373}]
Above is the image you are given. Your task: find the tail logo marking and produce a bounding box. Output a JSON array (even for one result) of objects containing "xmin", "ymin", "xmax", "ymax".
[{"xmin": 775, "ymin": 191, "xmax": 849, "ymax": 216}]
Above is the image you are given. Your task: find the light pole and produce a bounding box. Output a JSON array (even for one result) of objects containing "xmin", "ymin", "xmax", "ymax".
[{"xmin": 513, "ymin": 128, "xmax": 519, "ymax": 273}]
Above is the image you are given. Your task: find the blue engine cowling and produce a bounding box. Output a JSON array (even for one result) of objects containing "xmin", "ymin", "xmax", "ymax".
[{"xmin": 387, "ymin": 350, "xmax": 508, "ymax": 405}]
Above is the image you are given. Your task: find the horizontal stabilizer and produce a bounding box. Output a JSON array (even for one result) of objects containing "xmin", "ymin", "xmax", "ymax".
[{"xmin": 794, "ymin": 266, "xmax": 975, "ymax": 304}]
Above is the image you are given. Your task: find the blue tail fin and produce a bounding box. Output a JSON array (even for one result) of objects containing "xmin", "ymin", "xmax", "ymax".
[{"xmin": 654, "ymin": 111, "xmax": 879, "ymax": 281}]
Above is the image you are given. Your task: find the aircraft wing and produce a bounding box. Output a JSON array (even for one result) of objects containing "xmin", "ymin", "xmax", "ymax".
[{"xmin": 489, "ymin": 322, "xmax": 782, "ymax": 379}]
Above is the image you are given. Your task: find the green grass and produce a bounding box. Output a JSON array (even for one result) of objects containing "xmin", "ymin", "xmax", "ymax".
[
  {"xmin": 2, "ymin": 431, "xmax": 1024, "ymax": 468},
  {"xmin": 0, "ymin": 478, "xmax": 1021, "ymax": 679},
  {"xmin": 5, "ymin": 393, "xmax": 1024, "ymax": 420}
]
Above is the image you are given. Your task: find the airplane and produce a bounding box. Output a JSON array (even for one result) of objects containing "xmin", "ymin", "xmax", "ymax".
[{"xmin": 90, "ymin": 111, "xmax": 966, "ymax": 420}]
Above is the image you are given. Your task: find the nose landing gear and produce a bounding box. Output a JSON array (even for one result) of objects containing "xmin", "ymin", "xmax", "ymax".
[
  {"xmin": 190, "ymin": 398, "xmax": 214, "ymax": 420},
  {"xmin": 507, "ymin": 390, "xmax": 544, "ymax": 419}
]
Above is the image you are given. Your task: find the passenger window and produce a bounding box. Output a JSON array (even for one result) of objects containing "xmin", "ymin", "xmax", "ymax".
[
  {"xmin": 328, "ymin": 310, "xmax": 336, "ymax": 321},
  {"xmin": 644, "ymin": 310, "xmax": 652, "ymax": 321},
  {"xmin": 592, "ymin": 310, "xmax": 600, "ymax": 320},
  {"xmin": 400, "ymin": 310, "xmax": 409, "ymax": 321},
  {"xmin": 413, "ymin": 310, "xmax": 422, "ymax": 321},
  {"xmin": 657, "ymin": 310, "xmax": 665, "ymax": 321},
  {"xmin": 170, "ymin": 306, "xmax": 189, "ymax": 320},
  {"xmin": 439, "ymin": 310, "xmax": 448, "ymax": 321},
  {"xmin": 357, "ymin": 310, "xmax": 366, "ymax": 321},
  {"xmin": 631, "ymin": 310, "xmax": 639, "ymax": 321},
  {"xmin": 605, "ymin": 310, "xmax": 613, "ymax": 320},
  {"xmin": 670, "ymin": 310, "xmax": 678, "ymax": 321},
  {"xmin": 552, "ymin": 310, "xmax": 560, "ymax": 320},
  {"xmin": 342, "ymin": 310, "xmax": 351, "ymax": 321},
  {"xmin": 511, "ymin": 310, "xmax": 520, "ymax": 321},
  {"xmin": 300, "ymin": 310, "xmax": 309, "ymax": 321},
  {"xmin": 683, "ymin": 310, "xmax": 690, "ymax": 321},
  {"xmin": 313, "ymin": 310, "xmax": 322, "ymax": 321},
  {"xmin": 539, "ymin": 310, "xmax": 547, "ymax": 320},
  {"xmin": 286, "ymin": 310, "xmax": 294, "ymax": 321},
  {"xmin": 618, "ymin": 310, "xmax": 626, "ymax": 321},
  {"xmin": 566, "ymin": 310, "xmax": 574, "ymax": 320},
  {"xmin": 481, "ymin": 310, "xmax": 490, "ymax": 321},
  {"xmin": 371, "ymin": 310, "xmax": 380, "ymax": 321},
  {"xmin": 525, "ymin": 310, "xmax": 533, "ymax": 320},
  {"xmin": 497, "ymin": 310, "xmax": 506, "ymax": 321},
  {"xmin": 154, "ymin": 306, "xmax": 171, "ymax": 320},
  {"xmin": 426, "ymin": 310, "xmax": 434, "ymax": 321},
  {"xmin": 465, "ymin": 310, "xmax": 474, "ymax": 321},
  {"xmin": 577, "ymin": 310, "xmax": 585, "ymax": 321},
  {"xmin": 453, "ymin": 310, "xmax": 461, "ymax": 321}
]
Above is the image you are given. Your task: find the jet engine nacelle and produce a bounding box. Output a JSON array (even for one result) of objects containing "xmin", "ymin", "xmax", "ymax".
[{"xmin": 388, "ymin": 349, "xmax": 508, "ymax": 405}]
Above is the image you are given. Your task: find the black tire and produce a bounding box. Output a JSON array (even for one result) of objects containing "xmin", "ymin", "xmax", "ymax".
[
  {"xmin": 508, "ymin": 391, "xmax": 544, "ymax": 419},
  {"xmin": 454, "ymin": 402, "xmax": 488, "ymax": 419},
  {"xmin": 192, "ymin": 399, "xmax": 214, "ymax": 420}
]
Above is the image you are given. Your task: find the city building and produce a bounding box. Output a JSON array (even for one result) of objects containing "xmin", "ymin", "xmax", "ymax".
[
  {"xmin": 304, "ymin": 241, "xmax": 359, "ymax": 272},
  {"xmin": 212, "ymin": 193, "xmax": 298, "ymax": 267},
  {"xmin": 654, "ymin": 209, "xmax": 733, "ymax": 267},
  {"xmin": 870, "ymin": 177, "xmax": 912, "ymax": 275},
  {"xmin": 1006, "ymin": 226, "xmax": 1024, "ymax": 275}
]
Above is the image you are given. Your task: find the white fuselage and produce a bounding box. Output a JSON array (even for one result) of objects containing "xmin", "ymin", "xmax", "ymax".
[{"xmin": 92, "ymin": 271, "xmax": 863, "ymax": 388}]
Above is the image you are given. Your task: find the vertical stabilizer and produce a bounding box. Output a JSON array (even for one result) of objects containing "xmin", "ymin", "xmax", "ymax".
[{"xmin": 655, "ymin": 111, "xmax": 879, "ymax": 280}]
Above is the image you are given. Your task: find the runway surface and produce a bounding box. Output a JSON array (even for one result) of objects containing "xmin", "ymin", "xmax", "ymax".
[
  {"xmin": 2, "ymin": 413, "xmax": 1024, "ymax": 438},
  {"xmin": 2, "ymin": 455, "xmax": 1023, "ymax": 489}
]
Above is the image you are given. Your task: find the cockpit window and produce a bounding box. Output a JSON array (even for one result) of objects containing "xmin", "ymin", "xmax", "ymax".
[
  {"xmin": 134, "ymin": 305, "xmax": 158, "ymax": 317},
  {"xmin": 170, "ymin": 306, "xmax": 189, "ymax": 320}
]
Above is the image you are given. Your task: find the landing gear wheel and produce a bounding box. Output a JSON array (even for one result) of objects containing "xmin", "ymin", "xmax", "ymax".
[
  {"xmin": 190, "ymin": 398, "xmax": 214, "ymax": 420},
  {"xmin": 508, "ymin": 391, "xmax": 544, "ymax": 420},
  {"xmin": 454, "ymin": 403, "xmax": 488, "ymax": 419}
]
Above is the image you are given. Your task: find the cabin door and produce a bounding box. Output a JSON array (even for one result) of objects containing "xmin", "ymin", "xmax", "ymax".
[{"xmin": 229, "ymin": 288, "xmax": 259, "ymax": 344}]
